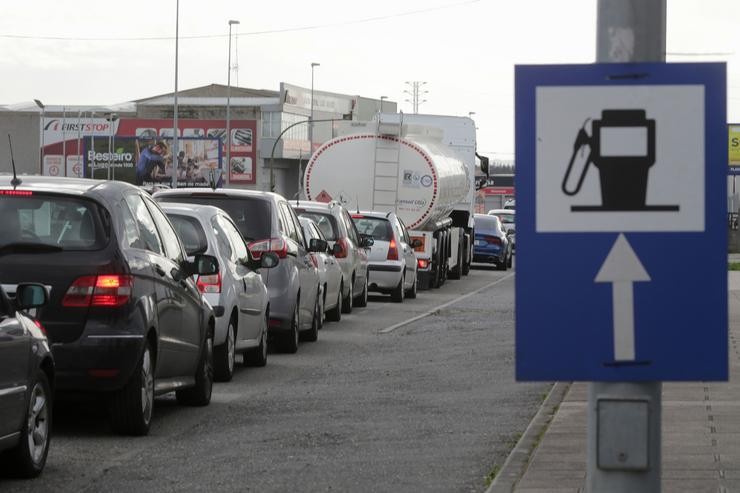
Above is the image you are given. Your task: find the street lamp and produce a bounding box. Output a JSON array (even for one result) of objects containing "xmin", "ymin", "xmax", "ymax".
[
  {"xmin": 33, "ymin": 99, "xmax": 45, "ymax": 173},
  {"xmin": 172, "ymin": 0, "xmax": 180, "ymax": 189},
  {"xmin": 380, "ymin": 96, "xmax": 388, "ymax": 113},
  {"xmin": 468, "ymin": 111, "xmax": 476, "ymax": 118},
  {"xmin": 309, "ymin": 62, "xmax": 320, "ymax": 153},
  {"xmin": 226, "ymin": 19, "xmax": 240, "ymax": 180}
]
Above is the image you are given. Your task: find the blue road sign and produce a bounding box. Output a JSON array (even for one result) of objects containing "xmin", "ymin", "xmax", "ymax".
[{"xmin": 515, "ymin": 63, "xmax": 727, "ymax": 381}]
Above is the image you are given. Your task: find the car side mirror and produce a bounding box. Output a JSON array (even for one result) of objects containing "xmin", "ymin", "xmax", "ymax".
[
  {"xmin": 331, "ymin": 243, "xmax": 342, "ymax": 256},
  {"xmin": 411, "ymin": 239, "xmax": 423, "ymax": 248},
  {"xmin": 185, "ymin": 253, "xmax": 219, "ymax": 277},
  {"xmin": 360, "ymin": 235, "xmax": 374, "ymax": 248},
  {"xmin": 309, "ymin": 238, "xmax": 328, "ymax": 253},
  {"xmin": 15, "ymin": 283, "xmax": 48, "ymax": 310}
]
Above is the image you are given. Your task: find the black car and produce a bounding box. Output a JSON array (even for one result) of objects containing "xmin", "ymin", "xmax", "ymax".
[
  {"xmin": 0, "ymin": 176, "xmax": 219, "ymax": 436},
  {"xmin": 0, "ymin": 283, "xmax": 53, "ymax": 478}
]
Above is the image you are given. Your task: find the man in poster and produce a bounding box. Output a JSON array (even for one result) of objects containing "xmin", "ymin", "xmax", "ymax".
[{"xmin": 135, "ymin": 141, "xmax": 168, "ymax": 185}]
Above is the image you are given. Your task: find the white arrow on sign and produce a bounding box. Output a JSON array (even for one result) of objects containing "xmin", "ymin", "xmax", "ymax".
[{"xmin": 595, "ymin": 234, "xmax": 651, "ymax": 361}]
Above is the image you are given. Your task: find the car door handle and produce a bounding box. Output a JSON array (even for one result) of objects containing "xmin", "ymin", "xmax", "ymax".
[{"xmin": 154, "ymin": 264, "xmax": 166, "ymax": 277}]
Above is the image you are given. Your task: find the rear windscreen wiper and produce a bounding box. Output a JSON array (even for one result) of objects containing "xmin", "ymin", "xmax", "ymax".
[{"xmin": 0, "ymin": 243, "xmax": 64, "ymax": 255}]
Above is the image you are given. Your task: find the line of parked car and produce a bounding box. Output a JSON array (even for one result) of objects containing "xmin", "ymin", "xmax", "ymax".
[{"xmin": 0, "ymin": 175, "xmax": 433, "ymax": 478}]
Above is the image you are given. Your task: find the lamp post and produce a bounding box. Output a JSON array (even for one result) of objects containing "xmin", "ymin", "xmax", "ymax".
[
  {"xmin": 172, "ymin": 0, "xmax": 180, "ymax": 189},
  {"xmin": 309, "ymin": 62, "xmax": 320, "ymax": 154},
  {"xmin": 33, "ymin": 99, "xmax": 45, "ymax": 173},
  {"xmin": 468, "ymin": 111, "xmax": 476, "ymax": 118},
  {"xmin": 226, "ymin": 19, "xmax": 240, "ymax": 181},
  {"xmin": 380, "ymin": 96, "xmax": 388, "ymax": 113}
]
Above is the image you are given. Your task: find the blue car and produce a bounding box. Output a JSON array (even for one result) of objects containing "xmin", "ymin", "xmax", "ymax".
[{"xmin": 473, "ymin": 214, "xmax": 513, "ymax": 271}]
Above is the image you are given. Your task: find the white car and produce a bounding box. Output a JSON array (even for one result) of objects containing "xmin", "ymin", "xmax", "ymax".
[
  {"xmin": 488, "ymin": 208, "xmax": 515, "ymax": 251},
  {"xmin": 162, "ymin": 203, "xmax": 278, "ymax": 382},
  {"xmin": 351, "ymin": 211, "xmax": 418, "ymax": 302},
  {"xmin": 299, "ymin": 217, "xmax": 343, "ymax": 323}
]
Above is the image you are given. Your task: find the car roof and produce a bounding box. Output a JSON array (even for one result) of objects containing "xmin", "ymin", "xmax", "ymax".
[
  {"xmin": 0, "ymin": 174, "xmax": 138, "ymax": 197},
  {"xmin": 487, "ymin": 209, "xmax": 515, "ymax": 215},
  {"xmin": 154, "ymin": 187, "xmax": 284, "ymax": 203},
  {"xmin": 293, "ymin": 200, "xmax": 345, "ymax": 212},
  {"xmin": 160, "ymin": 202, "xmax": 227, "ymax": 220},
  {"xmin": 354, "ymin": 210, "xmax": 392, "ymax": 219}
]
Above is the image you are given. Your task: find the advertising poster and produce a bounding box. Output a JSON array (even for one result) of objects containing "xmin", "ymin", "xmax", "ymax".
[
  {"xmin": 84, "ymin": 136, "xmax": 222, "ymax": 188},
  {"xmin": 731, "ymin": 125, "xmax": 740, "ymax": 167}
]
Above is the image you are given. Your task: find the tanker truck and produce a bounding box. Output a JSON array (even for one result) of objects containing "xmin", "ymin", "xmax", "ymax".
[{"xmin": 303, "ymin": 113, "xmax": 483, "ymax": 289}]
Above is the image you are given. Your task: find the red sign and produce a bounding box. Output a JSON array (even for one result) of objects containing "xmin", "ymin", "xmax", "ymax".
[{"xmin": 482, "ymin": 186, "xmax": 515, "ymax": 196}]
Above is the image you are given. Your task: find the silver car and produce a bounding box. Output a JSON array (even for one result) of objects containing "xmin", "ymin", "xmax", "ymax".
[
  {"xmin": 155, "ymin": 188, "xmax": 322, "ymax": 354},
  {"xmin": 299, "ymin": 216, "xmax": 343, "ymax": 323},
  {"xmin": 352, "ymin": 211, "xmax": 419, "ymax": 302},
  {"xmin": 162, "ymin": 203, "xmax": 278, "ymax": 381},
  {"xmin": 293, "ymin": 201, "xmax": 372, "ymax": 313}
]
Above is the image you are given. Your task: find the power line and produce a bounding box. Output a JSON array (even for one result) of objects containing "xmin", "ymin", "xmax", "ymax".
[{"xmin": 0, "ymin": 1, "xmax": 479, "ymax": 42}]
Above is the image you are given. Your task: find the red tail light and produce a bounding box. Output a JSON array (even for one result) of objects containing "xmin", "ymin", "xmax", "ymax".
[
  {"xmin": 351, "ymin": 214, "xmax": 364, "ymax": 219},
  {"xmin": 32, "ymin": 319, "xmax": 47, "ymax": 335},
  {"xmin": 334, "ymin": 238, "xmax": 349, "ymax": 258},
  {"xmin": 485, "ymin": 235, "xmax": 503, "ymax": 245},
  {"xmin": 249, "ymin": 237, "xmax": 288, "ymax": 259},
  {"xmin": 387, "ymin": 239, "xmax": 399, "ymax": 260},
  {"xmin": 196, "ymin": 272, "xmax": 222, "ymax": 294},
  {"xmin": 0, "ymin": 190, "xmax": 33, "ymax": 196},
  {"xmin": 417, "ymin": 258, "xmax": 429, "ymax": 270},
  {"xmin": 63, "ymin": 274, "xmax": 133, "ymax": 307}
]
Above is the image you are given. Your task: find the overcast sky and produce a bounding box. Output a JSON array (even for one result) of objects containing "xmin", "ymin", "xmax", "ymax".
[{"xmin": 2, "ymin": 0, "xmax": 738, "ymax": 158}]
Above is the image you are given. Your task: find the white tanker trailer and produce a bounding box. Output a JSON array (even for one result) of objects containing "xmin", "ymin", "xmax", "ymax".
[{"xmin": 303, "ymin": 114, "xmax": 483, "ymax": 289}]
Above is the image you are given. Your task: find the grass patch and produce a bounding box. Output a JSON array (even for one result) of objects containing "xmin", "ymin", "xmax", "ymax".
[
  {"xmin": 484, "ymin": 464, "xmax": 501, "ymax": 488},
  {"xmin": 730, "ymin": 262, "xmax": 740, "ymax": 271}
]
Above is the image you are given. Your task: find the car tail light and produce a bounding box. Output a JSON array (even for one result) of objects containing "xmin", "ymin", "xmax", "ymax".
[
  {"xmin": 0, "ymin": 190, "xmax": 33, "ymax": 196},
  {"xmin": 351, "ymin": 214, "xmax": 364, "ymax": 219},
  {"xmin": 387, "ymin": 239, "xmax": 399, "ymax": 260},
  {"xmin": 334, "ymin": 238, "xmax": 349, "ymax": 258},
  {"xmin": 249, "ymin": 237, "xmax": 288, "ymax": 259},
  {"xmin": 196, "ymin": 272, "xmax": 222, "ymax": 294},
  {"xmin": 417, "ymin": 258, "xmax": 429, "ymax": 270},
  {"xmin": 32, "ymin": 319, "xmax": 47, "ymax": 335},
  {"xmin": 63, "ymin": 274, "xmax": 133, "ymax": 307},
  {"xmin": 485, "ymin": 235, "xmax": 503, "ymax": 245}
]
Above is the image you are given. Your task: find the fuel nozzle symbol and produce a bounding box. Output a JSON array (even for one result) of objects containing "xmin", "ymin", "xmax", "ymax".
[{"xmin": 562, "ymin": 109, "xmax": 679, "ymax": 212}]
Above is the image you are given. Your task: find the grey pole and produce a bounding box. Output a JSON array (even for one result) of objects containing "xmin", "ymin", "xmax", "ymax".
[
  {"xmin": 76, "ymin": 110, "xmax": 83, "ymax": 177},
  {"xmin": 90, "ymin": 111, "xmax": 96, "ymax": 179},
  {"xmin": 309, "ymin": 62, "xmax": 320, "ymax": 155},
  {"xmin": 226, "ymin": 19, "xmax": 240, "ymax": 184},
  {"xmin": 34, "ymin": 99, "xmax": 44, "ymax": 173},
  {"xmin": 62, "ymin": 106, "xmax": 67, "ymax": 176},
  {"xmin": 111, "ymin": 114, "xmax": 117, "ymax": 180},
  {"xmin": 587, "ymin": 2, "xmax": 666, "ymax": 492},
  {"xmin": 172, "ymin": 0, "xmax": 180, "ymax": 189}
]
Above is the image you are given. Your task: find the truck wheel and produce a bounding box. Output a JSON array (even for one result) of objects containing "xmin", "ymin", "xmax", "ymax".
[
  {"xmin": 462, "ymin": 235, "xmax": 471, "ymax": 276},
  {"xmin": 449, "ymin": 238, "xmax": 462, "ymax": 280},
  {"xmin": 110, "ymin": 342, "xmax": 154, "ymax": 436}
]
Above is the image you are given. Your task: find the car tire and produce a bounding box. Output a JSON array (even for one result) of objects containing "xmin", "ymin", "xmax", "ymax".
[
  {"xmin": 176, "ymin": 332, "xmax": 214, "ymax": 406},
  {"xmin": 281, "ymin": 301, "xmax": 300, "ymax": 354},
  {"xmin": 326, "ymin": 283, "xmax": 342, "ymax": 322},
  {"xmin": 355, "ymin": 275, "xmax": 368, "ymax": 307},
  {"xmin": 405, "ymin": 274, "xmax": 417, "ymax": 299},
  {"xmin": 301, "ymin": 294, "xmax": 320, "ymax": 342},
  {"xmin": 213, "ymin": 317, "xmax": 236, "ymax": 382},
  {"xmin": 341, "ymin": 278, "xmax": 353, "ymax": 314},
  {"xmin": 244, "ymin": 313, "xmax": 268, "ymax": 367},
  {"xmin": 5, "ymin": 369, "xmax": 52, "ymax": 478},
  {"xmin": 508, "ymin": 252, "xmax": 513, "ymax": 268},
  {"xmin": 110, "ymin": 341, "xmax": 154, "ymax": 436},
  {"xmin": 497, "ymin": 257, "xmax": 507, "ymax": 271},
  {"xmin": 391, "ymin": 275, "xmax": 405, "ymax": 303}
]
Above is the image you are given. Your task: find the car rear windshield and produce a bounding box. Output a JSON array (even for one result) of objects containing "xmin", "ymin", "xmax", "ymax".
[
  {"xmin": 0, "ymin": 193, "xmax": 108, "ymax": 250},
  {"xmin": 158, "ymin": 195, "xmax": 271, "ymax": 241},
  {"xmin": 295, "ymin": 211, "xmax": 338, "ymax": 241},
  {"xmin": 476, "ymin": 215, "xmax": 503, "ymax": 232},
  {"xmin": 495, "ymin": 213, "xmax": 515, "ymax": 226},
  {"xmin": 352, "ymin": 216, "xmax": 392, "ymax": 241},
  {"xmin": 167, "ymin": 214, "xmax": 208, "ymax": 256}
]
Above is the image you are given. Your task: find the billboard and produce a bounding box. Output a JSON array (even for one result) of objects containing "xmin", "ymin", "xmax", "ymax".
[
  {"xmin": 85, "ymin": 136, "xmax": 222, "ymax": 188},
  {"xmin": 42, "ymin": 117, "xmax": 257, "ymax": 184},
  {"xmin": 731, "ymin": 124, "xmax": 740, "ymax": 167}
]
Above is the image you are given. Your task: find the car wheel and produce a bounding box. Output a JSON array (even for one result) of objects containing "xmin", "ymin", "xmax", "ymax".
[
  {"xmin": 508, "ymin": 252, "xmax": 513, "ymax": 268},
  {"xmin": 110, "ymin": 341, "xmax": 154, "ymax": 436},
  {"xmin": 391, "ymin": 275, "xmax": 405, "ymax": 303},
  {"xmin": 326, "ymin": 283, "xmax": 342, "ymax": 322},
  {"xmin": 5, "ymin": 370, "xmax": 52, "ymax": 478},
  {"xmin": 405, "ymin": 274, "xmax": 417, "ymax": 299},
  {"xmin": 213, "ymin": 317, "xmax": 236, "ymax": 382},
  {"xmin": 176, "ymin": 332, "xmax": 214, "ymax": 406},
  {"xmin": 245, "ymin": 313, "xmax": 269, "ymax": 367},
  {"xmin": 497, "ymin": 257, "xmax": 507, "ymax": 271},
  {"xmin": 355, "ymin": 275, "xmax": 368, "ymax": 307},
  {"xmin": 341, "ymin": 278, "xmax": 353, "ymax": 314},
  {"xmin": 301, "ymin": 294, "xmax": 320, "ymax": 342},
  {"xmin": 281, "ymin": 301, "xmax": 300, "ymax": 354}
]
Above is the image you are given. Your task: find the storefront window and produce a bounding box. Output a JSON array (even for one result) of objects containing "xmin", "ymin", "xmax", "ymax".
[{"xmin": 261, "ymin": 112, "xmax": 308, "ymax": 141}]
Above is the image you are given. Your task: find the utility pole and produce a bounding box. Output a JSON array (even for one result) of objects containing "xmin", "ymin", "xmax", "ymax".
[
  {"xmin": 587, "ymin": 1, "xmax": 666, "ymax": 492},
  {"xmin": 404, "ymin": 81, "xmax": 428, "ymax": 114}
]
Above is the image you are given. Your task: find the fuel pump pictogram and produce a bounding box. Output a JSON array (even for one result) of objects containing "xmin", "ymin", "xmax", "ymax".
[{"xmin": 562, "ymin": 109, "xmax": 679, "ymax": 212}]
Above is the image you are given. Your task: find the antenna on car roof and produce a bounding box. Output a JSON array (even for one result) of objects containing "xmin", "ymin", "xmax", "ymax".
[
  {"xmin": 7, "ymin": 134, "xmax": 21, "ymax": 187},
  {"xmin": 356, "ymin": 195, "xmax": 360, "ymax": 214}
]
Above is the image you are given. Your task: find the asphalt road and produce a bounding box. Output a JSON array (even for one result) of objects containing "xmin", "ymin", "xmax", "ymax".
[{"xmin": 1, "ymin": 264, "xmax": 550, "ymax": 493}]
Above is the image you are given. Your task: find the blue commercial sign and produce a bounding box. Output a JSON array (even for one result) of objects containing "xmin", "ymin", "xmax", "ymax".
[{"xmin": 515, "ymin": 63, "xmax": 727, "ymax": 381}]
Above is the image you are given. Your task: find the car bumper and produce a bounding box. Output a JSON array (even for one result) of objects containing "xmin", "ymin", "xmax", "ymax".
[{"xmin": 368, "ymin": 263, "xmax": 403, "ymax": 291}]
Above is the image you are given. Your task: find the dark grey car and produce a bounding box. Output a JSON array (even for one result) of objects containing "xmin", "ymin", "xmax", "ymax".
[{"xmin": 0, "ymin": 283, "xmax": 54, "ymax": 478}]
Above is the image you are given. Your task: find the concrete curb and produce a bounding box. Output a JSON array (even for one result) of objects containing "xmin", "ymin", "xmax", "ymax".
[{"xmin": 486, "ymin": 381, "xmax": 572, "ymax": 493}]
